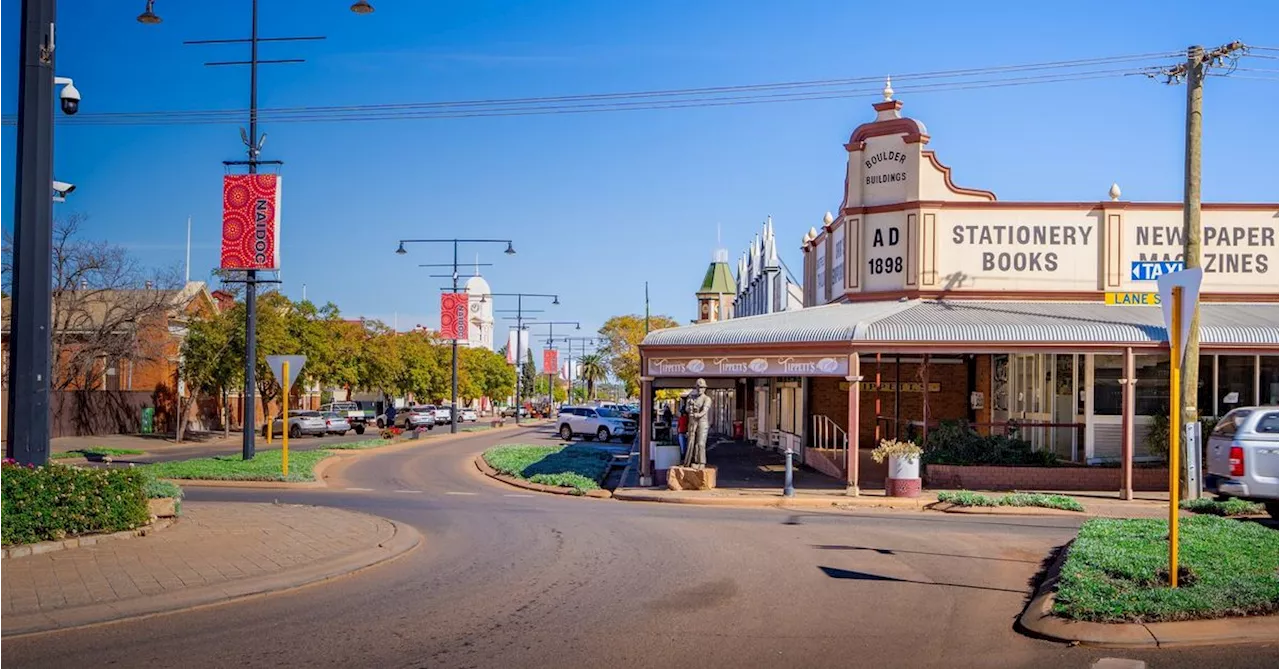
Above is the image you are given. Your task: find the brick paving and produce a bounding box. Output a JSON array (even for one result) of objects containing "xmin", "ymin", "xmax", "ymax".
[{"xmin": 2, "ymin": 502, "xmax": 394, "ymax": 626}]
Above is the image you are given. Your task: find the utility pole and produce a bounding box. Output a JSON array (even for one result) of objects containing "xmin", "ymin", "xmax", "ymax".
[
  {"xmin": 644, "ymin": 281, "xmax": 651, "ymax": 334},
  {"xmin": 1156, "ymin": 41, "xmax": 1246, "ymax": 499}
]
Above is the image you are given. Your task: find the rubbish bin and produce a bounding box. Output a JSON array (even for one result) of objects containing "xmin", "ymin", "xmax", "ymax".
[
  {"xmin": 732, "ymin": 420, "xmax": 744, "ymax": 440},
  {"xmin": 141, "ymin": 407, "xmax": 155, "ymax": 434}
]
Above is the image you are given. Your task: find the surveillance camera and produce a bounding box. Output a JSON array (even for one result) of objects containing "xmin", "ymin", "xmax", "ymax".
[
  {"xmin": 52, "ymin": 180, "xmax": 76, "ymax": 202},
  {"xmin": 55, "ymin": 77, "xmax": 80, "ymax": 115}
]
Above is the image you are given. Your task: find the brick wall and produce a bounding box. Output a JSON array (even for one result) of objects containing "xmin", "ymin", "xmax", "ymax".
[
  {"xmin": 924, "ymin": 464, "xmax": 1169, "ymax": 492},
  {"xmin": 809, "ymin": 359, "xmax": 971, "ymax": 447}
]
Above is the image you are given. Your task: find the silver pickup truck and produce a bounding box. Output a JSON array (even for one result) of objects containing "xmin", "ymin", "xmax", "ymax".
[{"xmin": 1205, "ymin": 406, "xmax": 1279, "ymax": 518}]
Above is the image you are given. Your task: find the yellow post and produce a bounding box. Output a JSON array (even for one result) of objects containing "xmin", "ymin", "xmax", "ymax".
[
  {"xmin": 282, "ymin": 360, "xmax": 290, "ymax": 479},
  {"xmin": 1168, "ymin": 286, "xmax": 1182, "ymax": 588},
  {"xmin": 266, "ymin": 416, "xmax": 272, "ymax": 443}
]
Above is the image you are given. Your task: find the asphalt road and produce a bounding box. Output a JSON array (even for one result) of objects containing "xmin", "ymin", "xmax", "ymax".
[{"xmin": 7, "ymin": 426, "xmax": 1276, "ymax": 669}]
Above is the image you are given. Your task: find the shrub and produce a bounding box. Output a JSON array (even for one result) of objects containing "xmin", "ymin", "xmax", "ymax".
[
  {"xmin": 143, "ymin": 478, "xmax": 184, "ymax": 499},
  {"xmin": 483, "ymin": 444, "xmax": 613, "ymax": 494},
  {"xmin": 2, "ymin": 460, "xmax": 151, "ymax": 545},
  {"xmin": 1180, "ymin": 497, "xmax": 1265, "ymax": 517},
  {"xmin": 922, "ymin": 420, "xmax": 1057, "ymax": 466},
  {"xmin": 936, "ymin": 489, "xmax": 1084, "ymax": 511},
  {"xmin": 870, "ymin": 438, "xmax": 921, "ymax": 464}
]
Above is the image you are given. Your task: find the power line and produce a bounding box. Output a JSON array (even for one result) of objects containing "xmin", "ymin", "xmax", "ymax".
[{"xmin": 1, "ymin": 50, "xmax": 1183, "ymax": 127}]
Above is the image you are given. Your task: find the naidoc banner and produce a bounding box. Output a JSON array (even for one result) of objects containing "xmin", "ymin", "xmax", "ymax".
[
  {"xmin": 220, "ymin": 174, "xmax": 282, "ymax": 270},
  {"xmin": 440, "ymin": 293, "xmax": 469, "ymax": 340},
  {"xmin": 542, "ymin": 349, "xmax": 558, "ymax": 374}
]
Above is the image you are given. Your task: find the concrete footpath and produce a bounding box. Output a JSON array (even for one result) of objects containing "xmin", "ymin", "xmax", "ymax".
[
  {"xmin": 612, "ymin": 486, "xmax": 1177, "ymax": 518},
  {"xmin": 1, "ymin": 501, "xmax": 421, "ymax": 637}
]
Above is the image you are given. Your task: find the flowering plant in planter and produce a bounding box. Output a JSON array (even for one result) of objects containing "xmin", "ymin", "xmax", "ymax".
[{"xmin": 870, "ymin": 438, "xmax": 922, "ymax": 464}]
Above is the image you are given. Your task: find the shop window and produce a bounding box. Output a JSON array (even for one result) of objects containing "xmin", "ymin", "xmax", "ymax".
[
  {"xmin": 1217, "ymin": 355, "xmax": 1256, "ymax": 411},
  {"xmin": 1093, "ymin": 354, "xmax": 1169, "ymax": 416},
  {"xmin": 1197, "ymin": 356, "xmax": 1214, "ymax": 417},
  {"xmin": 1261, "ymin": 357, "xmax": 1278, "ymax": 406}
]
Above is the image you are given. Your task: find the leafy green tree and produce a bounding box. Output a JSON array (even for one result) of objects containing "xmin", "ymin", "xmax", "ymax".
[
  {"xmin": 520, "ymin": 348, "xmax": 537, "ymax": 402},
  {"xmin": 355, "ymin": 321, "xmax": 402, "ymax": 401},
  {"xmin": 176, "ymin": 307, "xmax": 239, "ymax": 442},
  {"xmin": 598, "ymin": 313, "xmax": 678, "ymax": 396}
]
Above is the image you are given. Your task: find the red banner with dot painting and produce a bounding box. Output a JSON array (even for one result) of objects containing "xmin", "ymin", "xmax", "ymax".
[
  {"xmin": 440, "ymin": 293, "xmax": 469, "ymax": 340},
  {"xmin": 543, "ymin": 349, "xmax": 558, "ymax": 374},
  {"xmin": 220, "ymin": 174, "xmax": 282, "ymax": 270}
]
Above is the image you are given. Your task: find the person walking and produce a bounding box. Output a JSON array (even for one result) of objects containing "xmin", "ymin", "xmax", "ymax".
[{"xmin": 676, "ymin": 405, "xmax": 689, "ymax": 457}]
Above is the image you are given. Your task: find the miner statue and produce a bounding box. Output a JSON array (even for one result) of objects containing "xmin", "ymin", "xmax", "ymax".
[{"xmin": 682, "ymin": 378, "xmax": 712, "ymax": 468}]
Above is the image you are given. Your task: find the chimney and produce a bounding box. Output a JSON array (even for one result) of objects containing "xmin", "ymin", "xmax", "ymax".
[{"xmin": 145, "ymin": 280, "xmax": 153, "ymax": 290}]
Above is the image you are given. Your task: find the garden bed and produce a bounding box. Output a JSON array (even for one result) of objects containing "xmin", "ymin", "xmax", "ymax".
[
  {"xmin": 2, "ymin": 460, "xmax": 152, "ymax": 546},
  {"xmin": 936, "ymin": 490, "xmax": 1084, "ymax": 512},
  {"xmin": 1179, "ymin": 497, "xmax": 1266, "ymax": 517},
  {"xmin": 482, "ymin": 444, "xmax": 614, "ymax": 495},
  {"xmin": 925, "ymin": 463, "xmax": 1169, "ymax": 492},
  {"xmin": 1053, "ymin": 516, "xmax": 1279, "ymax": 623},
  {"xmin": 142, "ymin": 448, "xmax": 333, "ymax": 482},
  {"xmin": 50, "ymin": 447, "xmax": 145, "ymax": 460}
]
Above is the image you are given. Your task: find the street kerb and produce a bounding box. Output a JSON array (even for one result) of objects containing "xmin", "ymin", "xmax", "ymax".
[
  {"xmin": 1016, "ymin": 539, "xmax": 1280, "ymax": 648},
  {"xmin": 473, "ymin": 454, "xmax": 613, "ymax": 499},
  {"xmin": 1, "ymin": 509, "xmax": 423, "ymax": 638}
]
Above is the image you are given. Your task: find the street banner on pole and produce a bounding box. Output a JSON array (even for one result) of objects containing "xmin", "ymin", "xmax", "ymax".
[
  {"xmin": 440, "ymin": 293, "xmax": 469, "ymax": 340},
  {"xmin": 543, "ymin": 349, "xmax": 558, "ymax": 373},
  {"xmin": 506, "ymin": 329, "xmax": 528, "ymax": 364},
  {"xmin": 267, "ymin": 355, "xmax": 306, "ymax": 388},
  {"xmin": 220, "ymin": 174, "xmax": 282, "ymax": 270}
]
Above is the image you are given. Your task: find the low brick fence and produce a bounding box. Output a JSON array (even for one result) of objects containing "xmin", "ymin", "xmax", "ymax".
[{"xmin": 924, "ymin": 463, "xmax": 1169, "ymax": 492}]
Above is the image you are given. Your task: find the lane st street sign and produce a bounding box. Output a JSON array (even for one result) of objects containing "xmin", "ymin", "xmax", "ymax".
[
  {"xmin": 1130, "ymin": 260, "xmax": 1184, "ymax": 281},
  {"xmin": 267, "ymin": 355, "xmax": 307, "ymax": 388},
  {"xmin": 1105, "ymin": 292, "xmax": 1160, "ymax": 306},
  {"xmin": 1156, "ymin": 267, "xmax": 1204, "ymax": 361}
]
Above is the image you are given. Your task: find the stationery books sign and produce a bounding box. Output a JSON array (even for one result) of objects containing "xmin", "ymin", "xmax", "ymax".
[{"xmin": 220, "ymin": 174, "xmax": 282, "ymax": 270}]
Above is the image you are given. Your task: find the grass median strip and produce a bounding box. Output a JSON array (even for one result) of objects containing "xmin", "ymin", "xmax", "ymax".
[
  {"xmin": 482, "ymin": 444, "xmax": 614, "ymax": 495},
  {"xmin": 936, "ymin": 490, "xmax": 1084, "ymax": 512},
  {"xmin": 327, "ymin": 438, "xmax": 396, "ymax": 451},
  {"xmin": 141, "ymin": 448, "xmax": 332, "ymax": 482},
  {"xmin": 50, "ymin": 447, "xmax": 146, "ymax": 460},
  {"xmin": 1179, "ymin": 497, "xmax": 1266, "ymax": 517},
  {"xmin": 1053, "ymin": 516, "xmax": 1279, "ymax": 623}
]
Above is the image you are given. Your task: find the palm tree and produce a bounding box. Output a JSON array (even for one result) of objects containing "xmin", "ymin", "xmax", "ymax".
[{"xmin": 578, "ymin": 352, "xmax": 608, "ymax": 401}]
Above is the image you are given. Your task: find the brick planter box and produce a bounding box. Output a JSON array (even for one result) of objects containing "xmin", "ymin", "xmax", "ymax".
[{"xmin": 924, "ymin": 463, "xmax": 1169, "ymax": 492}]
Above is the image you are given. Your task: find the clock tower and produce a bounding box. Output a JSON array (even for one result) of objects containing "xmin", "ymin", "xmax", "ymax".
[{"xmin": 462, "ymin": 273, "xmax": 495, "ymax": 350}]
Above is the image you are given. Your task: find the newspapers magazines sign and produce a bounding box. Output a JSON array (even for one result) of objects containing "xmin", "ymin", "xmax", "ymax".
[
  {"xmin": 440, "ymin": 293, "xmax": 469, "ymax": 340},
  {"xmin": 220, "ymin": 174, "xmax": 282, "ymax": 270}
]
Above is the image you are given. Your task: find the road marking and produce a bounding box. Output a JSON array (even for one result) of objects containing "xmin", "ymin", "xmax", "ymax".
[
  {"xmin": 504, "ymin": 494, "xmax": 535, "ymax": 498},
  {"xmin": 345, "ymin": 487, "xmax": 374, "ymax": 492},
  {"xmin": 1092, "ymin": 660, "xmax": 1146, "ymax": 669},
  {"xmin": 445, "ymin": 491, "xmax": 478, "ymax": 496},
  {"xmin": 394, "ymin": 490, "xmax": 423, "ymax": 494}
]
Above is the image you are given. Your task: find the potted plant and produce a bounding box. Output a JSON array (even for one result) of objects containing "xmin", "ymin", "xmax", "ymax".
[{"xmin": 871, "ymin": 438, "xmax": 923, "ymax": 498}]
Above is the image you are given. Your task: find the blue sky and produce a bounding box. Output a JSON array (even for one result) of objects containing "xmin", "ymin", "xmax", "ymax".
[{"xmin": 3, "ymin": 0, "xmax": 1277, "ymax": 340}]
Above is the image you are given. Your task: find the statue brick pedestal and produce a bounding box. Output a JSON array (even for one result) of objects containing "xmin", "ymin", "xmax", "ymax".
[{"xmin": 667, "ymin": 466, "xmax": 716, "ymax": 491}]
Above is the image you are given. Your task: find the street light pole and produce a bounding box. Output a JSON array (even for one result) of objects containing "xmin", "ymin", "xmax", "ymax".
[
  {"xmin": 490, "ymin": 293, "xmax": 559, "ymax": 422},
  {"xmin": 523, "ymin": 321, "xmax": 580, "ymax": 410},
  {"xmin": 5, "ymin": 0, "xmax": 57, "ymax": 464},
  {"xmin": 398, "ymin": 238, "xmax": 515, "ymax": 433}
]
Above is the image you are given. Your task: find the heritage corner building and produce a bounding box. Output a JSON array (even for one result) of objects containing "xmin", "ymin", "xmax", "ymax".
[{"xmin": 636, "ymin": 86, "xmax": 1278, "ymax": 496}]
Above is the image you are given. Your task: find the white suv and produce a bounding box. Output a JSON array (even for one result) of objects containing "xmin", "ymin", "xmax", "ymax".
[
  {"xmin": 1206, "ymin": 406, "xmax": 1279, "ymax": 518},
  {"xmin": 558, "ymin": 406, "xmax": 636, "ymax": 443}
]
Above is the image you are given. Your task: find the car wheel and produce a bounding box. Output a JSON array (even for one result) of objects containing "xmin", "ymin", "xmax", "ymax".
[
  {"xmin": 376, "ymin": 418, "xmax": 385, "ymax": 428},
  {"xmin": 316, "ymin": 432, "xmax": 326, "ymax": 438},
  {"xmin": 559, "ymin": 424, "xmax": 573, "ymax": 441},
  {"xmin": 289, "ymin": 424, "xmax": 301, "ymax": 438},
  {"xmin": 354, "ymin": 424, "xmax": 365, "ymax": 435},
  {"xmin": 262, "ymin": 425, "xmax": 269, "ymax": 438},
  {"xmin": 1266, "ymin": 500, "xmax": 1278, "ymax": 520},
  {"xmin": 597, "ymin": 427, "xmax": 611, "ymax": 442}
]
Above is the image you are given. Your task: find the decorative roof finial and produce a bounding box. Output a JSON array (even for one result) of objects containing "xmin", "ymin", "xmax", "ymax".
[
  {"xmin": 1108, "ymin": 182, "xmax": 1122, "ymax": 202},
  {"xmin": 883, "ymin": 76, "xmax": 894, "ymax": 102},
  {"xmin": 822, "ymin": 211, "xmax": 834, "ymax": 226}
]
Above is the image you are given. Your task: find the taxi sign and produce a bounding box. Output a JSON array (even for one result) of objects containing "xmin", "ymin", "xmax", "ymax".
[
  {"xmin": 1105, "ymin": 292, "xmax": 1160, "ymax": 306},
  {"xmin": 1130, "ymin": 260, "xmax": 1184, "ymax": 281}
]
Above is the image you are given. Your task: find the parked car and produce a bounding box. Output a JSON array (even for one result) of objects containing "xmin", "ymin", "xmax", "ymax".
[
  {"xmin": 319, "ymin": 401, "xmax": 370, "ymax": 435},
  {"xmin": 433, "ymin": 406, "xmax": 454, "ymax": 425},
  {"xmin": 501, "ymin": 406, "xmax": 529, "ymax": 418},
  {"xmin": 264, "ymin": 410, "xmax": 328, "ymax": 438},
  {"xmin": 557, "ymin": 405, "xmax": 637, "ymax": 443},
  {"xmin": 1205, "ymin": 406, "xmax": 1278, "ymax": 518},
  {"xmin": 461, "ymin": 409, "xmax": 478, "ymax": 422},
  {"xmin": 394, "ymin": 406, "xmax": 436, "ymax": 431},
  {"xmin": 321, "ymin": 411, "xmax": 352, "ymax": 435}
]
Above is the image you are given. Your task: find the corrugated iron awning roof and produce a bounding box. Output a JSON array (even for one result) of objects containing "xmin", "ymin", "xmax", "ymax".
[{"xmin": 641, "ymin": 300, "xmax": 1279, "ymax": 348}]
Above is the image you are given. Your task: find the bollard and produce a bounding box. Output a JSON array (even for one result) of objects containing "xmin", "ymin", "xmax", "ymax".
[{"xmin": 784, "ymin": 447, "xmax": 795, "ymax": 497}]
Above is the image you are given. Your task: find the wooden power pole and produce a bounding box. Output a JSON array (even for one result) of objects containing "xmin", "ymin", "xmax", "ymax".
[{"xmin": 1159, "ymin": 41, "xmax": 1247, "ymax": 499}]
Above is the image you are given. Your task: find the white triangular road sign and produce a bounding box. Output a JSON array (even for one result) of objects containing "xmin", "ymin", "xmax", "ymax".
[
  {"xmin": 1156, "ymin": 268, "xmax": 1203, "ymax": 361},
  {"xmin": 267, "ymin": 355, "xmax": 307, "ymax": 387}
]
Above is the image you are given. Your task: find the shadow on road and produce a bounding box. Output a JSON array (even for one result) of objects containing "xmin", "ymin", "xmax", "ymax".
[
  {"xmin": 812, "ymin": 544, "xmax": 1043, "ymax": 564},
  {"xmin": 817, "ymin": 566, "xmax": 1027, "ymax": 594}
]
